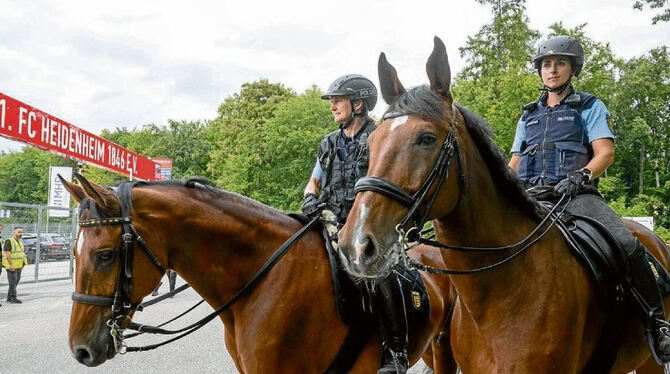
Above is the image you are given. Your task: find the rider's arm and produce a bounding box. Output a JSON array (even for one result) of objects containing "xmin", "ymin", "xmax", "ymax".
[
  {"xmin": 304, "ymin": 159, "xmax": 322, "ymax": 197},
  {"xmin": 507, "ymin": 116, "xmax": 526, "ymax": 172},
  {"xmin": 508, "ymin": 154, "xmax": 520, "ymax": 173},
  {"xmin": 584, "ymin": 138, "xmax": 614, "ymax": 179},
  {"xmin": 582, "ymin": 99, "xmax": 615, "ymax": 179}
]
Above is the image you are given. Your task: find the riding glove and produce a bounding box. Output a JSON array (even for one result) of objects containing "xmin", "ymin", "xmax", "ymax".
[
  {"xmin": 554, "ymin": 168, "xmax": 591, "ymax": 197},
  {"xmin": 301, "ymin": 193, "xmax": 322, "ymax": 217}
]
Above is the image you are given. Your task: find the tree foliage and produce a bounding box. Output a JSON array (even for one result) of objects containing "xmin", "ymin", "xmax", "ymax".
[{"xmin": 634, "ymin": 0, "xmax": 670, "ymax": 24}]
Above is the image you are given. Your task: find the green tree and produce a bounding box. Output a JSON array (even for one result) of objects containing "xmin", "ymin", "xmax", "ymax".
[
  {"xmin": 453, "ymin": 0, "xmax": 541, "ymax": 152},
  {"xmin": 609, "ymin": 47, "xmax": 670, "ymax": 198},
  {"xmin": 633, "ymin": 0, "xmax": 670, "ymax": 24},
  {"xmin": 101, "ymin": 119, "xmax": 214, "ymax": 179},
  {"xmin": 207, "ymin": 79, "xmax": 296, "ymax": 197},
  {"xmin": 209, "ymin": 85, "xmax": 332, "ymax": 211}
]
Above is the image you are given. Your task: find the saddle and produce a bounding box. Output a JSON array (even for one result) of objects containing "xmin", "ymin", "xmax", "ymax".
[{"xmin": 536, "ymin": 196, "xmax": 670, "ymax": 302}]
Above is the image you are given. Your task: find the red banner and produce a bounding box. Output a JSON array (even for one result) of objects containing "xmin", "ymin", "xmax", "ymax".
[{"xmin": 0, "ymin": 91, "xmax": 159, "ymax": 180}]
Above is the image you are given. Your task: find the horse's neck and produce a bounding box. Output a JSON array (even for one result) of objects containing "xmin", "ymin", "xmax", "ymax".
[
  {"xmin": 133, "ymin": 187, "xmax": 300, "ymax": 311},
  {"xmin": 436, "ymin": 134, "xmax": 543, "ymax": 311}
]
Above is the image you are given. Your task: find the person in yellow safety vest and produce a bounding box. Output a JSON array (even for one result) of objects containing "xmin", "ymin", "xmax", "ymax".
[{"xmin": 2, "ymin": 227, "xmax": 27, "ymax": 304}]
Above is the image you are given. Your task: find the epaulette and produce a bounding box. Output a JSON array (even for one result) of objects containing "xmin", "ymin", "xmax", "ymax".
[{"xmin": 522, "ymin": 101, "xmax": 538, "ymax": 112}]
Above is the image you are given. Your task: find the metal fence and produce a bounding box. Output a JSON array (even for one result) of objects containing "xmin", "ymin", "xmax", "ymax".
[{"xmin": 0, "ymin": 201, "xmax": 77, "ymax": 286}]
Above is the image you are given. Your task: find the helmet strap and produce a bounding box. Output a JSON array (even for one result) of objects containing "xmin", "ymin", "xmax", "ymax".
[{"xmin": 540, "ymin": 78, "xmax": 573, "ymax": 95}]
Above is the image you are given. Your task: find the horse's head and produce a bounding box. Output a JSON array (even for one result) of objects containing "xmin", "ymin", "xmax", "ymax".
[
  {"xmin": 62, "ymin": 174, "xmax": 165, "ymax": 366},
  {"xmin": 339, "ymin": 37, "xmax": 462, "ymax": 278}
]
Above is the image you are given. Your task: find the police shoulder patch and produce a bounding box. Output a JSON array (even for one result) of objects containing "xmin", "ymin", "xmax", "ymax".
[{"xmin": 606, "ymin": 115, "xmax": 614, "ymax": 131}]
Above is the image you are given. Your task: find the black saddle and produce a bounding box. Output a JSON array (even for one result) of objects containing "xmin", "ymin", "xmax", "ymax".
[{"xmin": 539, "ymin": 199, "xmax": 670, "ymax": 301}]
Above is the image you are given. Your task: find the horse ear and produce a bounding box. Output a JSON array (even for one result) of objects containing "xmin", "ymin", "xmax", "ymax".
[
  {"xmin": 58, "ymin": 174, "xmax": 86, "ymax": 204},
  {"xmin": 73, "ymin": 173, "xmax": 120, "ymax": 213},
  {"xmin": 378, "ymin": 52, "xmax": 406, "ymax": 105},
  {"xmin": 426, "ymin": 36, "xmax": 453, "ymax": 103}
]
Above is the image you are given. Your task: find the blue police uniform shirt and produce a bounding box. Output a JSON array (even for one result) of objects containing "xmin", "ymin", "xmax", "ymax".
[
  {"xmin": 311, "ymin": 159, "xmax": 322, "ymax": 180},
  {"xmin": 511, "ymin": 96, "xmax": 614, "ymax": 154}
]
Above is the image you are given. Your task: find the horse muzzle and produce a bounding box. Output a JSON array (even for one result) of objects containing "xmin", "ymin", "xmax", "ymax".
[{"xmin": 71, "ymin": 323, "xmax": 118, "ymax": 367}]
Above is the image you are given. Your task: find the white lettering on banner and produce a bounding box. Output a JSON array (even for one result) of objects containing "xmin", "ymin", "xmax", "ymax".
[
  {"xmin": 18, "ymin": 107, "xmax": 38, "ymax": 138},
  {"xmin": 41, "ymin": 117, "xmax": 106, "ymax": 162},
  {"xmin": 0, "ymin": 92, "xmax": 160, "ymax": 180},
  {"xmin": 0, "ymin": 99, "xmax": 5, "ymax": 128},
  {"xmin": 18, "ymin": 107, "xmax": 26, "ymax": 134}
]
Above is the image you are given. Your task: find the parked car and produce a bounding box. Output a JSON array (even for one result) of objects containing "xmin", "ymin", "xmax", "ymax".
[{"xmin": 22, "ymin": 233, "xmax": 71, "ymax": 263}]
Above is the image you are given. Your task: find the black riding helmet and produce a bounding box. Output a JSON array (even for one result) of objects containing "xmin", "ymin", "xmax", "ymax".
[
  {"xmin": 321, "ymin": 74, "xmax": 378, "ymax": 114},
  {"xmin": 532, "ymin": 35, "xmax": 585, "ymax": 77}
]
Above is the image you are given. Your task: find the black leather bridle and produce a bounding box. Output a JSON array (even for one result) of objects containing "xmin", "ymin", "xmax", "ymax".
[
  {"xmin": 354, "ymin": 108, "xmax": 463, "ymax": 243},
  {"xmin": 71, "ymin": 186, "xmax": 166, "ymax": 352}
]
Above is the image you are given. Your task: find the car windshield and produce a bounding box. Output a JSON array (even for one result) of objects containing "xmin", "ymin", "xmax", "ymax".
[
  {"xmin": 51, "ymin": 235, "xmax": 67, "ymax": 244},
  {"xmin": 23, "ymin": 237, "xmax": 37, "ymax": 245}
]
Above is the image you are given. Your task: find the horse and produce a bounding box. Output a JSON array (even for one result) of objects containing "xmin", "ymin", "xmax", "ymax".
[
  {"xmin": 62, "ymin": 173, "xmax": 459, "ymax": 373},
  {"xmin": 337, "ymin": 36, "xmax": 670, "ymax": 373}
]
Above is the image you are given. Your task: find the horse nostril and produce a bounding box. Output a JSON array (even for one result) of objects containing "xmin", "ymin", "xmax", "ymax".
[
  {"xmin": 363, "ymin": 238, "xmax": 376, "ymax": 259},
  {"xmin": 75, "ymin": 347, "xmax": 92, "ymax": 364}
]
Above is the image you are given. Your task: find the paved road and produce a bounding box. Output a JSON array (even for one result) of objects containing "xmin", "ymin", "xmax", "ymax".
[{"xmin": 0, "ymin": 277, "xmax": 430, "ymax": 374}]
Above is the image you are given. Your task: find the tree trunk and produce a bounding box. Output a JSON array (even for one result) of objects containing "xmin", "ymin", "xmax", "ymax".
[
  {"xmin": 639, "ymin": 144, "xmax": 645, "ymax": 194},
  {"xmin": 654, "ymin": 159, "xmax": 660, "ymax": 188}
]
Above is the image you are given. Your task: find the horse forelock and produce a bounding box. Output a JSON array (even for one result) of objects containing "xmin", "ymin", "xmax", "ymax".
[{"xmin": 384, "ymin": 85, "xmax": 448, "ymax": 124}]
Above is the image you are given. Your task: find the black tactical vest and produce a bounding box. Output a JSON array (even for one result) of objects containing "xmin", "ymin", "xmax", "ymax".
[{"xmin": 318, "ymin": 120, "xmax": 376, "ymax": 223}]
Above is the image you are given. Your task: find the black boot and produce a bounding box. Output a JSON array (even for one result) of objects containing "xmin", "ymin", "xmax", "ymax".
[
  {"xmin": 374, "ymin": 274, "xmax": 409, "ymax": 374},
  {"xmin": 628, "ymin": 241, "xmax": 670, "ymax": 364}
]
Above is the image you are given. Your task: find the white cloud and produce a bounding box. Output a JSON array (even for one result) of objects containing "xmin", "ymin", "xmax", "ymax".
[{"xmin": 0, "ymin": 0, "xmax": 668, "ymax": 154}]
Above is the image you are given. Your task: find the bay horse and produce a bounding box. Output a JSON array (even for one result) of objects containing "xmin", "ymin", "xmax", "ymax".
[
  {"xmin": 62, "ymin": 173, "xmax": 458, "ymax": 373},
  {"xmin": 337, "ymin": 36, "xmax": 670, "ymax": 373}
]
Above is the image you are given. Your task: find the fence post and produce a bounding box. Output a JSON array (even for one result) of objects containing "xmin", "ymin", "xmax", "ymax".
[{"xmin": 35, "ymin": 207, "xmax": 42, "ymax": 282}]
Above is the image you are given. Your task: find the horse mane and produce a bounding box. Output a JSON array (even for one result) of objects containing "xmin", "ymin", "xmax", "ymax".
[
  {"xmin": 108, "ymin": 177, "xmax": 289, "ymax": 220},
  {"xmin": 385, "ymin": 85, "xmax": 544, "ymax": 221}
]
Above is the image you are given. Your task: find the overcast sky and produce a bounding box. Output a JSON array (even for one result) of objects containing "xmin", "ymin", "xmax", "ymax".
[{"xmin": 1, "ymin": 0, "xmax": 668, "ymax": 153}]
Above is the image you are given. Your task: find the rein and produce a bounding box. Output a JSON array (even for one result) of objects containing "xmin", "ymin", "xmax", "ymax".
[
  {"xmin": 353, "ymin": 106, "xmax": 568, "ymax": 275},
  {"xmin": 71, "ymin": 183, "xmax": 321, "ymax": 353}
]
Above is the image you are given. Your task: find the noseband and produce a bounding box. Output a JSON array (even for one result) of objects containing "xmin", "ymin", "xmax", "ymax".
[
  {"xmin": 71, "ymin": 184, "xmax": 166, "ymax": 351},
  {"xmin": 354, "ymin": 109, "xmax": 462, "ymax": 242}
]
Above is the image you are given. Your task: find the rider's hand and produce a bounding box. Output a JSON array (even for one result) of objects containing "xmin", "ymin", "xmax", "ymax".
[
  {"xmin": 554, "ymin": 168, "xmax": 591, "ymax": 197},
  {"xmin": 301, "ymin": 193, "xmax": 321, "ymax": 217}
]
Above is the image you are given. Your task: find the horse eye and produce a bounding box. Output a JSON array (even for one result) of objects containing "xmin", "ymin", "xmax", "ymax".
[
  {"xmin": 418, "ymin": 134, "xmax": 437, "ymax": 146},
  {"xmin": 96, "ymin": 250, "xmax": 114, "ymax": 263}
]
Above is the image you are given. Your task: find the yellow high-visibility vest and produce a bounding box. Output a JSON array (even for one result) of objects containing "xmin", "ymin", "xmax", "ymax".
[{"xmin": 2, "ymin": 237, "xmax": 27, "ymax": 269}]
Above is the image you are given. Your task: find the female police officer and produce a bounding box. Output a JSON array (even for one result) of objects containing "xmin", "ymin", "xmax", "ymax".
[
  {"xmin": 509, "ymin": 35, "xmax": 670, "ymax": 364},
  {"xmin": 302, "ymin": 74, "xmax": 409, "ymax": 373}
]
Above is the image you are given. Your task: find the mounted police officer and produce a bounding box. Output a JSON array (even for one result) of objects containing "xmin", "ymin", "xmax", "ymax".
[
  {"xmin": 508, "ymin": 35, "xmax": 670, "ymax": 364},
  {"xmin": 302, "ymin": 74, "xmax": 409, "ymax": 373}
]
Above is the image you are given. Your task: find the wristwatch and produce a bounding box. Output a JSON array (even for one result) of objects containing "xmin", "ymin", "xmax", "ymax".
[{"xmin": 579, "ymin": 168, "xmax": 593, "ymax": 181}]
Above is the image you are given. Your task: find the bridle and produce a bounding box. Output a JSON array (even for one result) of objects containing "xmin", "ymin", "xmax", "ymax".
[
  {"xmin": 353, "ymin": 105, "xmax": 568, "ymax": 275},
  {"xmin": 354, "ymin": 107, "xmax": 463, "ymax": 244},
  {"xmin": 71, "ymin": 183, "xmax": 166, "ymax": 351}
]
